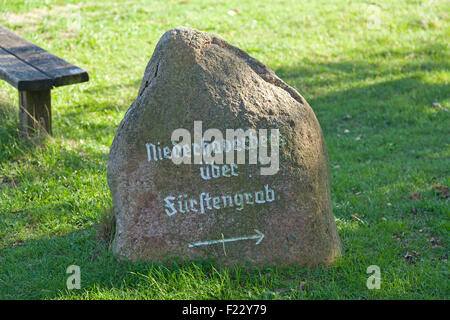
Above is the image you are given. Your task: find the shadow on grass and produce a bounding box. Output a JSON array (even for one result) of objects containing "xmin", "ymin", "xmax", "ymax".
[
  {"xmin": 274, "ymin": 55, "xmax": 449, "ymax": 168},
  {"xmin": 0, "ymin": 224, "xmax": 373, "ymax": 300},
  {"xmin": 276, "ymin": 43, "xmax": 449, "ymax": 93},
  {"xmin": 1, "ymin": 217, "xmax": 445, "ymax": 299},
  {"xmin": 307, "ymin": 76, "xmax": 450, "ymax": 138}
]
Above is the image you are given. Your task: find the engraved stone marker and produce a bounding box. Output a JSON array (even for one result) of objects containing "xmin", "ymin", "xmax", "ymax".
[{"xmin": 107, "ymin": 27, "xmax": 341, "ymax": 266}]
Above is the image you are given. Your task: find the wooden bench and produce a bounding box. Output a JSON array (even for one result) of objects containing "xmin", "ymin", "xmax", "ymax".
[{"xmin": 0, "ymin": 25, "xmax": 88, "ymax": 136}]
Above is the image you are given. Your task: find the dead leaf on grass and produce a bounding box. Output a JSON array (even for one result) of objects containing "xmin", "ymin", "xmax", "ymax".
[
  {"xmin": 409, "ymin": 193, "xmax": 421, "ymax": 200},
  {"xmin": 433, "ymin": 185, "xmax": 449, "ymax": 199},
  {"xmin": 430, "ymin": 237, "xmax": 442, "ymax": 248},
  {"xmin": 404, "ymin": 251, "xmax": 420, "ymax": 264}
]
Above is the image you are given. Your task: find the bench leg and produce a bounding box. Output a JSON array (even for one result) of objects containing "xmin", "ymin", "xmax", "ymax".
[{"xmin": 19, "ymin": 90, "xmax": 52, "ymax": 137}]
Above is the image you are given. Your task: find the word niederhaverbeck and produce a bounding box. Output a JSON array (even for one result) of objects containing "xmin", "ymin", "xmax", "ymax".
[{"xmin": 145, "ymin": 121, "xmax": 280, "ymax": 176}]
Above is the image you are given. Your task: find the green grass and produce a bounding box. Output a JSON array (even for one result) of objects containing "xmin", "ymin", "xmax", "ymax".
[{"xmin": 0, "ymin": 0, "xmax": 449, "ymax": 299}]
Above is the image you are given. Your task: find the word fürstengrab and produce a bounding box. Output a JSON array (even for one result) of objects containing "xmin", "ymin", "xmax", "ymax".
[{"xmin": 164, "ymin": 184, "xmax": 276, "ymax": 216}]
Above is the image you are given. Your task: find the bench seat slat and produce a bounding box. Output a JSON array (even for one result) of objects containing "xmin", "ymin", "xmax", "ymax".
[
  {"xmin": 0, "ymin": 26, "xmax": 88, "ymax": 90},
  {"xmin": 0, "ymin": 47, "xmax": 53, "ymax": 90}
]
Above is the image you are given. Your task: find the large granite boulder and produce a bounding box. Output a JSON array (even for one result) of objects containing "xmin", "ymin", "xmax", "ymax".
[{"xmin": 107, "ymin": 27, "xmax": 341, "ymax": 266}]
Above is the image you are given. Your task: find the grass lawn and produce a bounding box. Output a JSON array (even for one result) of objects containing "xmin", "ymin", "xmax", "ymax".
[{"xmin": 0, "ymin": 0, "xmax": 448, "ymax": 299}]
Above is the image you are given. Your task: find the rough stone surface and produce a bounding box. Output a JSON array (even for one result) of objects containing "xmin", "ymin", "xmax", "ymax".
[{"xmin": 107, "ymin": 27, "xmax": 341, "ymax": 266}]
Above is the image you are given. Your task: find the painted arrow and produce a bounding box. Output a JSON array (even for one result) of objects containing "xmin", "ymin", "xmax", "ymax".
[{"xmin": 188, "ymin": 229, "xmax": 265, "ymax": 248}]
